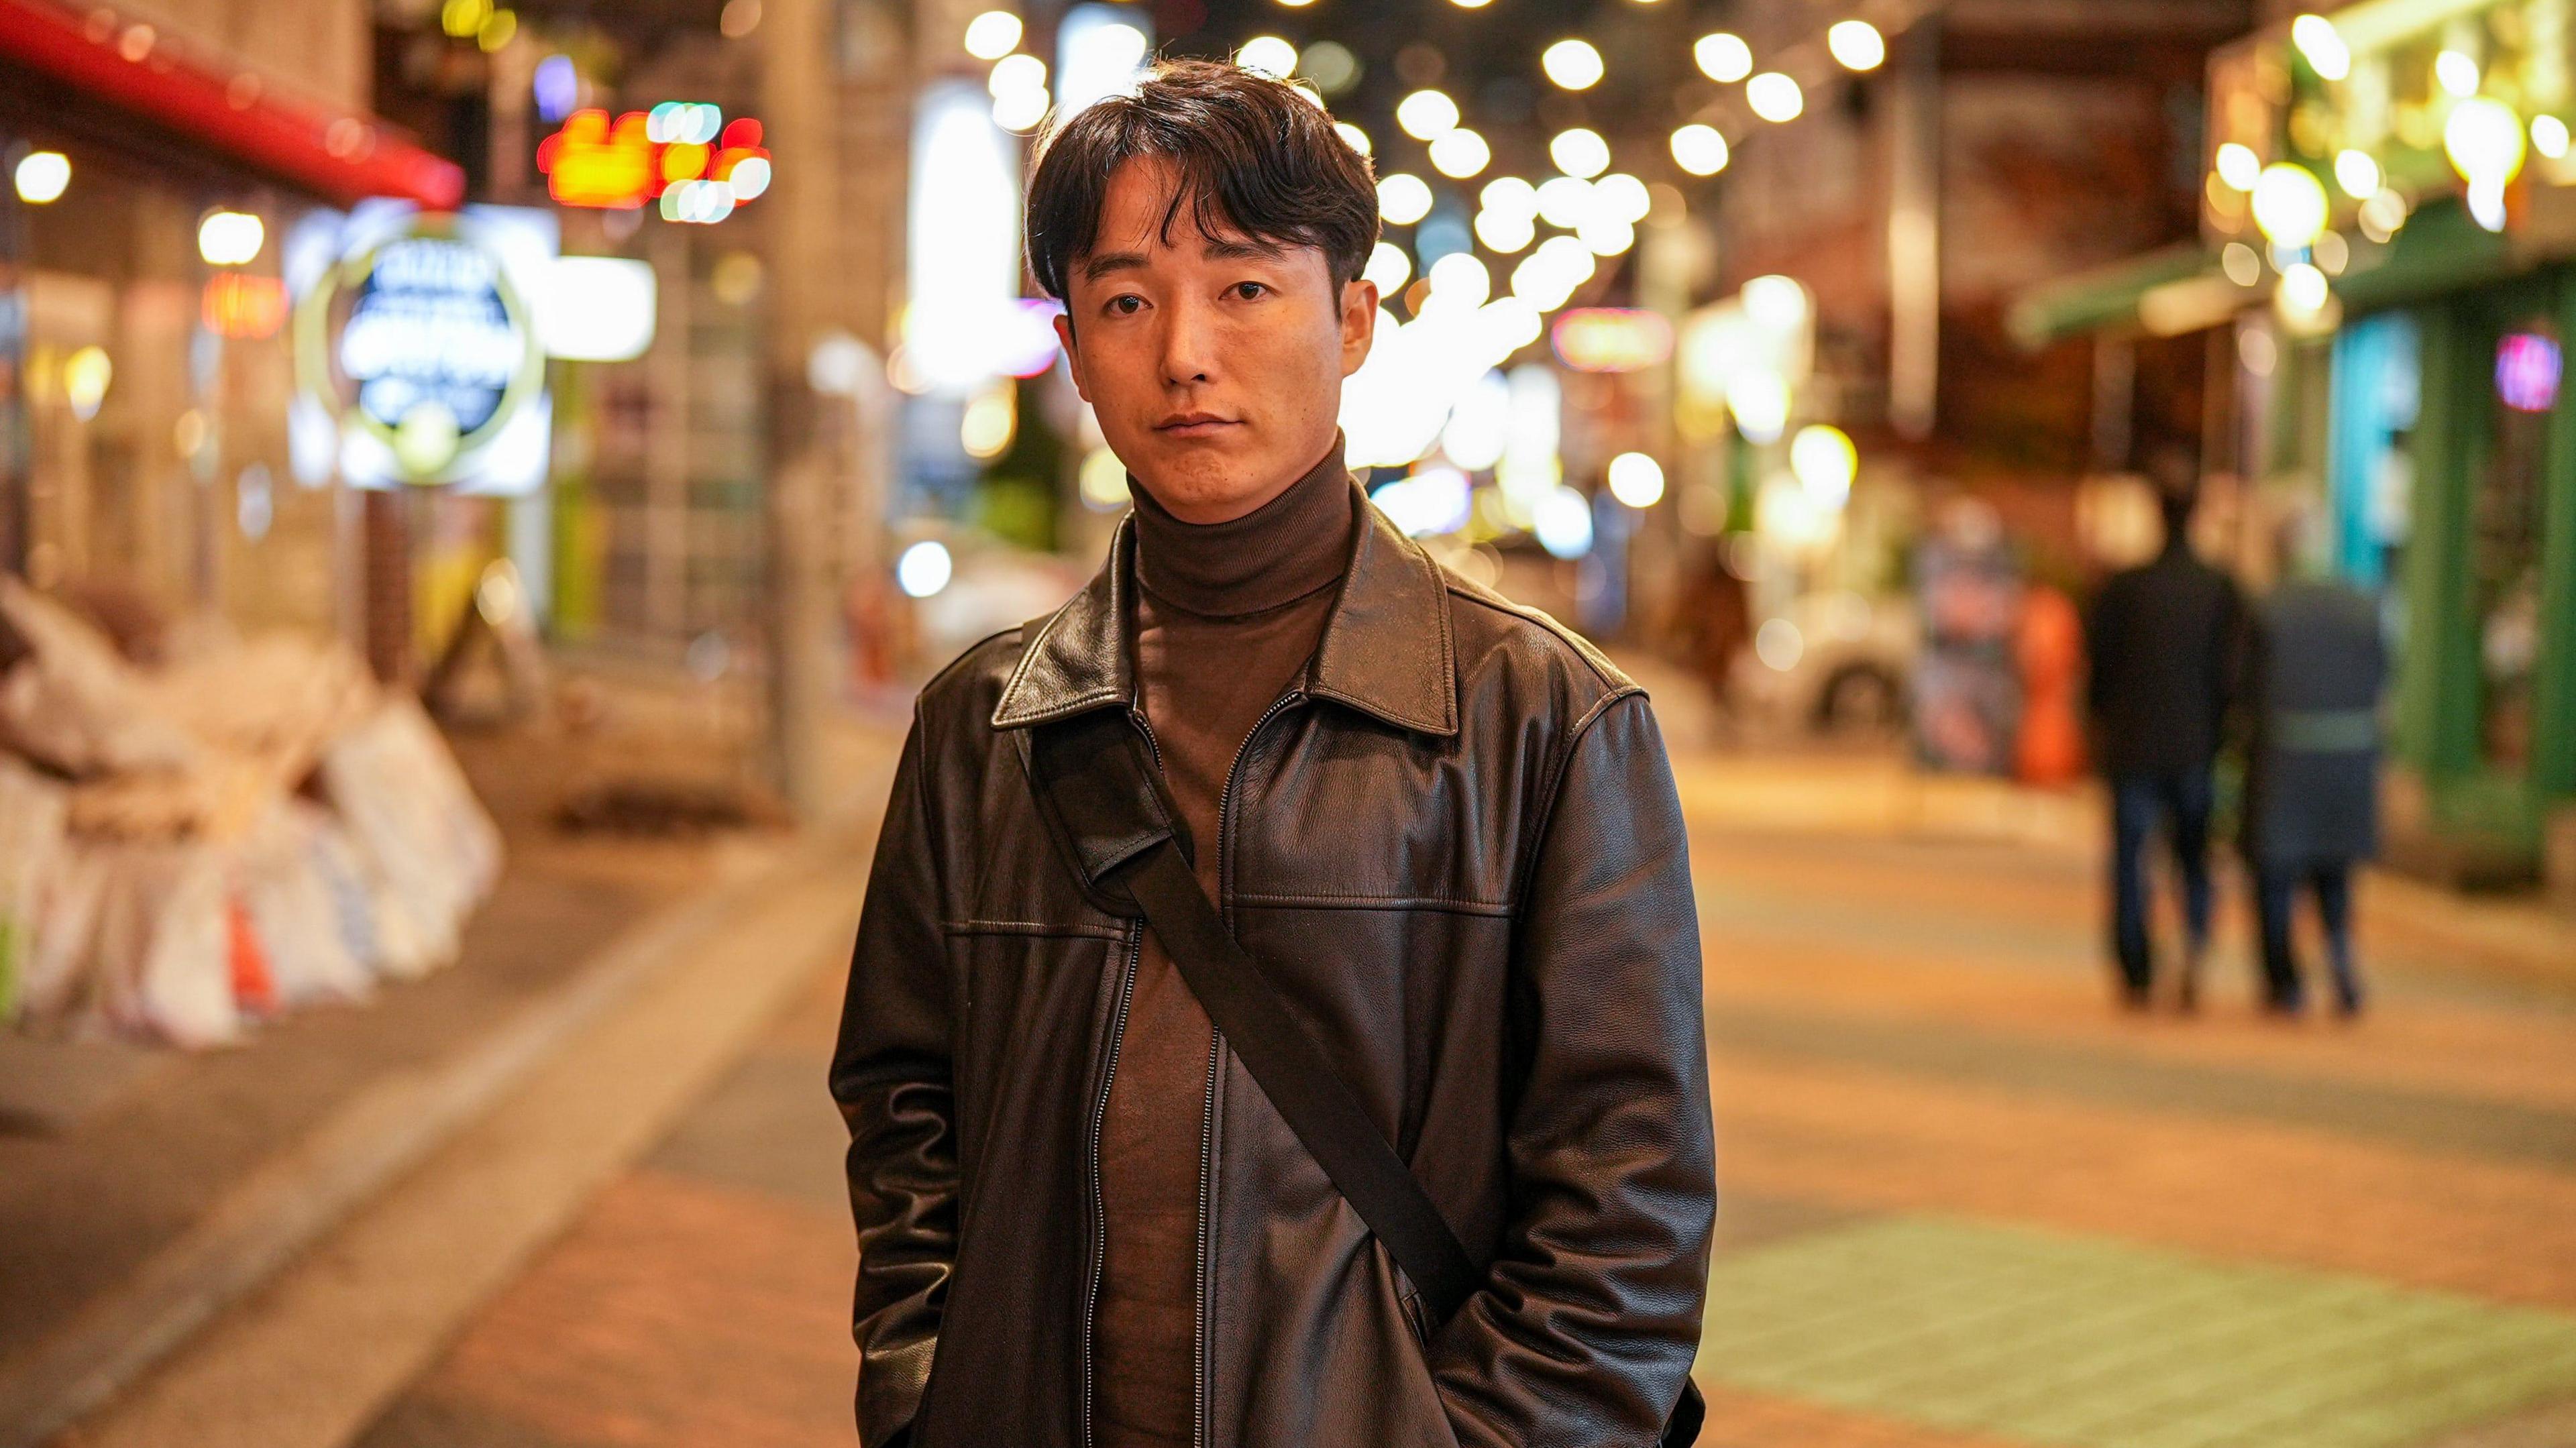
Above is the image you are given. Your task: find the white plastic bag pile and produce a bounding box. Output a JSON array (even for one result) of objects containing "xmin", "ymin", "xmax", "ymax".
[{"xmin": 0, "ymin": 581, "xmax": 503, "ymax": 1048}]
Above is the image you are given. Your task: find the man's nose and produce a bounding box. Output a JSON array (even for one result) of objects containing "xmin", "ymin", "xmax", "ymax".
[{"xmin": 1159, "ymin": 295, "xmax": 1219, "ymax": 388}]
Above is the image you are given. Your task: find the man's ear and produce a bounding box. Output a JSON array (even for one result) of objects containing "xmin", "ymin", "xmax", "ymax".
[
  {"xmin": 1053, "ymin": 311, "xmax": 1090, "ymax": 403},
  {"xmin": 1338, "ymin": 277, "xmax": 1379, "ymax": 379}
]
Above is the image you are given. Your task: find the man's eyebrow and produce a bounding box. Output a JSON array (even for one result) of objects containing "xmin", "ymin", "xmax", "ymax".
[
  {"xmin": 1081, "ymin": 251, "xmax": 1150, "ymax": 282},
  {"xmin": 1201, "ymin": 236, "xmax": 1287, "ymax": 262}
]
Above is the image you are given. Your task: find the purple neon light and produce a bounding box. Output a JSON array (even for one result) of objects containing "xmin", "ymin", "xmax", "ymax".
[{"xmin": 2496, "ymin": 331, "xmax": 2561, "ymax": 412}]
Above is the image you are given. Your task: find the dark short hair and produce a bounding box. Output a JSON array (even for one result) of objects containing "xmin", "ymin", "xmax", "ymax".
[
  {"xmin": 2155, "ymin": 480, "xmax": 2199, "ymax": 537},
  {"xmin": 1024, "ymin": 58, "xmax": 1380, "ymax": 302}
]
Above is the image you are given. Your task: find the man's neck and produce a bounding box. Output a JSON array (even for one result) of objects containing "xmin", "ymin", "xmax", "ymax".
[{"xmin": 1130, "ymin": 441, "xmax": 1354, "ymax": 618}]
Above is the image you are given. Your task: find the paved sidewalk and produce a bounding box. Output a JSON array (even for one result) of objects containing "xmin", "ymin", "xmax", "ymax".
[
  {"xmin": 337, "ymin": 740, "xmax": 2576, "ymax": 1448},
  {"xmin": 0, "ymin": 657, "xmax": 903, "ymax": 1448},
  {"xmin": 1676, "ymin": 753, "xmax": 2576, "ymax": 1448},
  {"xmin": 354, "ymin": 963, "xmax": 857, "ymax": 1448}
]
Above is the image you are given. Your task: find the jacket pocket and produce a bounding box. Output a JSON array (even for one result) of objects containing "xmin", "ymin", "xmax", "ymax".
[
  {"xmin": 1395, "ymin": 1264, "xmax": 1434, "ymax": 1351},
  {"xmin": 1380, "ymin": 1243, "xmax": 1466, "ymax": 1448}
]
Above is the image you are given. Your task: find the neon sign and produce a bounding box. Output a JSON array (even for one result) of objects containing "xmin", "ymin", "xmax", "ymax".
[
  {"xmin": 535, "ymin": 109, "xmax": 654, "ymax": 208},
  {"xmin": 287, "ymin": 202, "xmax": 557, "ymax": 494},
  {"xmin": 2496, "ymin": 331, "xmax": 2561, "ymax": 412},
  {"xmin": 535, "ymin": 104, "xmax": 772, "ymax": 224}
]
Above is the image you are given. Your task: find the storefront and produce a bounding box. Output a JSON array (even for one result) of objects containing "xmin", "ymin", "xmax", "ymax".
[
  {"xmin": 2381, "ymin": 248, "xmax": 2576, "ymax": 877},
  {"xmin": 2012, "ymin": 0, "xmax": 2576, "ymax": 888},
  {"xmin": 0, "ymin": 0, "xmax": 460, "ymax": 655}
]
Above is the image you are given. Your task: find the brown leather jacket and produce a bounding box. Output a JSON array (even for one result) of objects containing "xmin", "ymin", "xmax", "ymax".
[{"xmin": 832, "ymin": 490, "xmax": 1715, "ymax": 1448}]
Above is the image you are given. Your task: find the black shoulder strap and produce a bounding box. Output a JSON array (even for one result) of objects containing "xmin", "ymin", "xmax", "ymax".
[
  {"xmin": 1026, "ymin": 708, "xmax": 1482, "ymax": 1321},
  {"xmin": 1121, "ymin": 843, "xmax": 1487, "ymax": 1321},
  {"xmin": 1024, "ymin": 707, "xmax": 1703, "ymax": 1447}
]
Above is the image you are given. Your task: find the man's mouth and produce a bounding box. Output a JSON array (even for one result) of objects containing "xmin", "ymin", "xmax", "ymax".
[{"xmin": 1155, "ymin": 412, "xmax": 1238, "ymax": 437}]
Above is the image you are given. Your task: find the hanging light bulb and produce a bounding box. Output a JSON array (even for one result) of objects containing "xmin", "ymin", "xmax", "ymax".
[
  {"xmin": 1235, "ymin": 35, "xmax": 1298, "ymax": 80},
  {"xmin": 1746, "ymin": 72, "xmax": 1803, "ymax": 122},
  {"xmin": 2249, "ymin": 163, "xmax": 2328, "ymax": 249},
  {"xmin": 1693, "ymin": 32, "xmax": 1752, "ymax": 82},
  {"xmin": 1826, "ymin": 20, "xmax": 1885, "ymax": 72},
  {"xmin": 2277, "ymin": 261, "xmax": 2330, "ymax": 314},
  {"xmin": 2445, "ymin": 96, "xmax": 2526, "ymax": 232},
  {"xmin": 2214, "ymin": 142, "xmax": 2263, "ymax": 190},
  {"xmin": 1542, "ymin": 39, "xmax": 1605, "ymax": 91},
  {"xmin": 962, "ymin": 10, "xmax": 1021, "ymax": 60},
  {"xmin": 2535, "ymin": 115, "xmax": 2572, "ymax": 161},
  {"xmin": 1429, "ymin": 127, "xmax": 1492, "ymax": 178},
  {"xmin": 1670, "ymin": 123, "xmax": 1729, "ymax": 176},
  {"xmin": 1550, "ymin": 127, "xmax": 1611, "ymax": 179},
  {"xmin": 2289, "ymin": 14, "xmax": 2350, "ymax": 81},
  {"xmin": 1397, "ymin": 89, "xmax": 1461, "ymax": 140},
  {"xmin": 1377, "ymin": 173, "xmax": 1434, "ymax": 225}
]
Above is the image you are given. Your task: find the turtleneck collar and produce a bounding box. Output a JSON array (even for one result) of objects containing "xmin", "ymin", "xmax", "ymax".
[{"xmin": 1129, "ymin": 435, "xmax": 1356, "ymax": 618}]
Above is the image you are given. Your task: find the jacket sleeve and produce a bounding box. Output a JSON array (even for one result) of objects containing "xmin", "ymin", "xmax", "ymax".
[
  {"xmin": 2229, "ymin": 596, "xmax": 2267, "ymax": 756},
  {"xmin": 1425, "ymin": 690, "xmax": 1717, "ymax": 1447},
  {"xmin": 829, "ymin": 710, "xmax": 960, "ymax": 1447}
]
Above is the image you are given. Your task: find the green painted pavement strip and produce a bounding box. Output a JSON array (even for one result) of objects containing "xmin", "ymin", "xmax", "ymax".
[{"xmin": 1695, "ymin": 1217, "xmax": 2576, "ymax": 1448}]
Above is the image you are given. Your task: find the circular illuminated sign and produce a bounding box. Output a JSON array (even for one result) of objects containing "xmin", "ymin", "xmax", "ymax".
[{"xmin": 294, "ymin": 213, "xmax": 543, "ymax": 484}]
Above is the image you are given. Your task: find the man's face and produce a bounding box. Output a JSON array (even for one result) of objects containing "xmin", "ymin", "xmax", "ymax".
[{"xmin": 1053, "ymin": 158, "xmax": 1377, "ymax": 524}]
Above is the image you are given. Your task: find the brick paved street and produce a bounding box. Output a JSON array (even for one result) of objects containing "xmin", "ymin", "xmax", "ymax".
[{"xmin": 351, "ymin": 744, "xmax": 2576, "ymax": 1448}]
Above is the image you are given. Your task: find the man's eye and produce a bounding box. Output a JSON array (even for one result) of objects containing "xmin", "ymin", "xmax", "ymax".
[
  {"xmin": 1232, "ymin": 282, "xmax": 1267, "ymax": 300},
  {"xmin": 1108, "ymin": 295, "xmax": 1144, "ymax": 315}
]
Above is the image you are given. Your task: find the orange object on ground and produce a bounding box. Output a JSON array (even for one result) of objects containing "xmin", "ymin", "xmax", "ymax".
[
  {"xmin": 2017, "ymin": 584, "xmax": 2087, "ymax": 785},
  {"xmin": 227, "ymin": 896, "xmax": 276, "ymax": 1016}
]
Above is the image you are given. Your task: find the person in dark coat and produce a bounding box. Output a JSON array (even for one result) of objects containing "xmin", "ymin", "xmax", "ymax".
[
  {"xmin": 2241, "ymin": 512, "xmax": 2387, "ymax": 1015},
  {"xmin": 2084, "ymin": 479, "xmax": 2243, "ymax": 1009}
]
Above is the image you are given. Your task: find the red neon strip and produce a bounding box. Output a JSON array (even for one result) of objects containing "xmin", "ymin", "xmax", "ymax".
[{"xmin": 0, "ymin": 0, "xmax": 463, "ymax": 208}]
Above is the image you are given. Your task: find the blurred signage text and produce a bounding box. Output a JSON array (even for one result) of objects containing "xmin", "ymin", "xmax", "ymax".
[{"xmin": 287, "ymin": 203, "xmax": 557, "ymax": 494}]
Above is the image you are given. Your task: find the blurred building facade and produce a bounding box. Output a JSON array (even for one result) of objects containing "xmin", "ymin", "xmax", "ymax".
[
  {"xmin": 0, "ymin": 0, "xmax": 456, "ymax": 652},
  {"xmin": 1, "ymin": 0, "xmax": 938, "ymax": 811},
  {"xmin": 368, "ymin": 0, "xmax": 918, "ymax": 807},
  {"xmin": 2019, "ymin": 0, "xmax": 2576, "ymax": 891},
  {"xmin": 1710, "ymin": 0, "xmax": 2255, "ymax": 577}
]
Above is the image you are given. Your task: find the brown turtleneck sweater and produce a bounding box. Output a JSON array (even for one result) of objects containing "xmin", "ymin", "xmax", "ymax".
[{"xmin": 1092, "ymin": 441, "xmax": 1357, "ymax": 1448}]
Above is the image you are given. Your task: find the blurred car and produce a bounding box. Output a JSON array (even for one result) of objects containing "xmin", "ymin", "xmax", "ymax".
[
  {"xmin": 1729, "ymin": 590, "xmax": 1919, "ymax": 739},
  {"xmin": 900, "ymin": 530, "xmax": 1095, "ymax": 671}
]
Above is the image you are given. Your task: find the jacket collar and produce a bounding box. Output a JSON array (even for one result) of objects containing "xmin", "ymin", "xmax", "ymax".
[{"xmin": 989, "ymin": 478, "xmax": 1459, "ymax": 737}]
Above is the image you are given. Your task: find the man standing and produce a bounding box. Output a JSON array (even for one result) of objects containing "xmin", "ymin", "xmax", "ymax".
[
  {"xmin": 2242, "ymin": 512, "xmax": 2387, "ymax": 1015},
  {"xmin": 830, "ymin": 60, "xmax": 1715, "ymax": 1448},
  {"xmin": 2084, "ymin": 476, "xmax": 2242, "ymax": 1009}
]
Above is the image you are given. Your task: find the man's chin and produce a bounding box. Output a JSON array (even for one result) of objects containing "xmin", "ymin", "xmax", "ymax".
[{"xmin": 1128, "ymin": 445, "xmax": 1283, "ymax": 523}]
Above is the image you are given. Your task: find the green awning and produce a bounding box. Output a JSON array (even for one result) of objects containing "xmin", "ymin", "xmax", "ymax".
[
  {"xmin": 2330, "ymin": 195, "xmax": 2520, "ymax": 313},
  {"xmin": 2010, "ymin": 194, "xmax": 2565, "ymax": 351},
  {"xmin": 2006, "ymin": 243, "xmax": 2224, "ymax": 350}
]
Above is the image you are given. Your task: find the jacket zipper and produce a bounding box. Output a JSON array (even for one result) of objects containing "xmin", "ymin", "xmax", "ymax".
[
  {"xmin": 1191, "ymin": 1027, "xmax": 1220, "ymax": 1448},
  {"xmin": 1081, "ymin": 710, "xmax": 1162, "ymax": 1448},
  {"xmin": 1081, "ymin": 928, "xmax": 1141, "ymax": 1448},
  {"xmin": 1195, "ymin": 689, "xmax": 1305, "ymax": 1448}
]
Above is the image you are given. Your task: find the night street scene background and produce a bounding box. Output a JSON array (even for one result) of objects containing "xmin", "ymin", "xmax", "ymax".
[{"xmin": 3, "ymin": 1, "xmax": 2576, "ymax": 1446}]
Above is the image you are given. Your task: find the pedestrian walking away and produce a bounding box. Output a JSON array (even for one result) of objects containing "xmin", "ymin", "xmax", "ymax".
[
  {"xmin": 829, "ymin": 59, "xmax": 1716, "ymax": 1448},
  {"xmin": 2083, "ymin": 467, "xmax": 2244, "ymax": 1010},
  {"xmin": 2241, "ymin": 510, "xmax": 2389, "ymax": 1016}
]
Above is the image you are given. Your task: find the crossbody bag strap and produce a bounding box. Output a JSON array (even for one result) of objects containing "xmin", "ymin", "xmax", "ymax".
[
  {"xmin": 1108, "ymin": 840, "xmax": 1487, "ymax": 1323},
  {"xmin": 1024, "ymin": 708, "xmax": 1703, "ymax": 1447},
  {"xmin": 1024, "ymin": 705, "xmax": 1481, "ymax": 1319}
]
